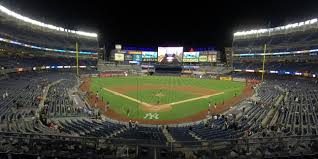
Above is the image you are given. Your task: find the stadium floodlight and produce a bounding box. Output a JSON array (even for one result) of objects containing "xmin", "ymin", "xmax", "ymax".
[
  {"xmin": 75, "ymin": 31, "xmax": 98, "ymax": 38},
  {"xmin": 310, "ymin": 18, "xmax": 317, "ymax": 24},
  {"xmin": 234, "ymin": 17, "xmax": 318, "ymax": 37},
  {"xmin": 285, "ymin": 24, "xmax": 292, "ymax": 29},
  {"xmin": 292, "ymin": 23, "xmax": 298, "ymax": 28},
  {"xmin": 305, "ymin": 20, "xmax": 311, "ymax": 25},
  {"xmin": 0, "ymin": 4, "xmax": 98, "ymax": 38}
]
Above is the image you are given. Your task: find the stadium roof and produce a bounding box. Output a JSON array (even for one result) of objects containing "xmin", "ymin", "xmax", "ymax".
[
  {"xmin": 2, "ymin": 0, "xmax": 318, "ymax": 49},
  {"xmin": 234, "ymin": 18, "xmax": 318, "ymax": 37},
  {"xmin": 0, "ymin": 4, "xmax": 98, "ymax": 38}
]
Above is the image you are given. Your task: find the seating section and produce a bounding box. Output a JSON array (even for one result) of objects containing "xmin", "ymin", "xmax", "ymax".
[
  {"xmin": 116, "ymin": 126, "xmax": 167, "ymax": 144},
  {"xmin": 0, "ymin": 55, "xmax": 97, "ymax": 69},
  {"xmin": 0, "ymin": 67, "xmax": 317, "ymax": 158},
  {"xmin": 275, "ymin": 79, "xmax": 318, "ymax": 136},
  {"xmin": 57, "ymin": 119, "xmax": 125, "ymax": 137},
  {"xmin": 169, "ymin": 127, "xmax": 197, "ymax": 142},
  {"xmin": 233, "ymin": 62, "xmax": 318, "ymax": 74}
]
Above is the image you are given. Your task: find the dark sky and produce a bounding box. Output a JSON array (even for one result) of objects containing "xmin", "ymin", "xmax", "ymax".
[{"xmin": 1, "ymin": 0, "xmax": 318, "ymax": 50}]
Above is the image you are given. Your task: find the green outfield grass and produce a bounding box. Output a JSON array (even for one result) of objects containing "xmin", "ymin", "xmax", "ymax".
[{"xmin": 90, "ymin": 76, "xmax": 245, "ymax": 120}]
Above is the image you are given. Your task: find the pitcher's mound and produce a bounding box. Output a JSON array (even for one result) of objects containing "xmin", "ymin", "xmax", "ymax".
[{"xmin": 154, "ymin": 93, "xmax": 165, "ymax": 97}]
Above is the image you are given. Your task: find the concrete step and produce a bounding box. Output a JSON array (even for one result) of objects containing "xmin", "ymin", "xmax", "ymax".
[
  {"xmin": 189, "ymin": 131, "xmax": 202, "ymax": 140},
  {"xmin": 162, "ymin": 128, "xmax": 175, "ymax": 142}
]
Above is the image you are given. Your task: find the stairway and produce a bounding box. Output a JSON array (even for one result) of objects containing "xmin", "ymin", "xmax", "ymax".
[
  {"xmin": 189, "ymin": 131, "xmax": 202, "ymax": 140},
  {"xmin": 162, "ymin": 128, "xmax": 175, "ymax": 142}
]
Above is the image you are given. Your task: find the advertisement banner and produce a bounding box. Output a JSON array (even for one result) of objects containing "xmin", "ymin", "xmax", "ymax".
[
  {"xmin": 199, "ymin": 55, "xmax": 208, "ymax": 62},
  {"xmin": 128, "ymin": 51, "xmax": 142, "ymax": 55},
  {"xmin": 114, "ymin": 53, "xmax": 124, "ymax": 61},
  {"xmin": 142, "ymin": 51, "xmax": 158, "ymax": 62},
  {"xmin": 133, "ymin": 54, "xmax": 142, "ymax": 61},
  {"xmin": 125, "ymin": 54, "xmax": 133, "ymax": 61},
  {"xmin": 183, "ymin": 52, "xmax": 199, "ymax": 62},
  {"xmin": 208, "ymin": 55, "xmax": 217, "ymax": 62},
  {"xmin": 220, "ymin": 76, "xmax": 232, "ymax": 81},
  {"xmin": 233, "ymin": 78, "xmax": 246, "ymax": 82}
]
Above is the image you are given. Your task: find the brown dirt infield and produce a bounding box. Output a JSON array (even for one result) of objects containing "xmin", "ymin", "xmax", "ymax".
[{"xmin": 80, "ymin": 78, "xmax": 254, "ymax": 125}]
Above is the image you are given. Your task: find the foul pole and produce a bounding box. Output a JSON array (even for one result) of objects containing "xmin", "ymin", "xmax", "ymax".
[
  {"xmin": 76, "ymin": 42, "xmax": 79, "ymax": 76},
  {"xmin": 261, "ymin": 44, "xmax": 267, "ymax": 81}
]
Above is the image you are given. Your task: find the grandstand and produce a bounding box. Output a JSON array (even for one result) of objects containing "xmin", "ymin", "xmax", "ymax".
[
  {"xmin": 232, "ymin": 18, "xmax": 318, "ymax": 77},
  {"xmin": 0, "ymin": 2, "xmax": 318, "ymax": 159}
]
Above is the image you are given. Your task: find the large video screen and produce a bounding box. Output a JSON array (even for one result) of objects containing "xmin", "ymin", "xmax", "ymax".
[
  {"xmin": 158, "ymin": 47, "xmax": 183, "ymax": 63},
  {"xmin": 125, "ymin": 54, "xmax": 133, "ymax": 61},
  {"xmin": 183, "ymin": 52, "xmax": 199, "ymax": 62},
  {"xmin": 114, "ymin": 53, "xmax": 124, "ymax": 61},
  {"xmin": 142, "ymin": 51, "xmax": 158, "ymax": 62},
  {"xmin": 133, "ymin": 54, "xmax": 142, "ymax": 61}
]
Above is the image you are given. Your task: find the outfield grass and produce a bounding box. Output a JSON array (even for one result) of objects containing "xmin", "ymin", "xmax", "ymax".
[{"xmin": 90, "ymin": 76, "xmax": 245, "ymax": 120}]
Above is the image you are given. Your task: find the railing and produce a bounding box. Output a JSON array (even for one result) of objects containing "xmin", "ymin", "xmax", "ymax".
[
  {"xmin": 0, "ymin": 131, "xmax": 317, "ymax": 158},
  {"xmin": 0, "ymin": 131, "xmax": 317, "ymax": 147}
]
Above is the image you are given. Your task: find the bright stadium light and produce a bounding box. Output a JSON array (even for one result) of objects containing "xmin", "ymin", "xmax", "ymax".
[
  {"xmin": 0, "ymin": 4, "xmax": 98, "ymax": 38},
  {"xmin": 234, "ymin": 17, "xmax": 318, "ymax": 37},
  {"xmin": 310, "ymin": 18, "xmax": 317, "ymax": 24}
]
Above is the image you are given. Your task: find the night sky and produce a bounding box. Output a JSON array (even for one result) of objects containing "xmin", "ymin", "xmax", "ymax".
[{"xmin": 1, "ymin": 0, "xmax": 318, "ymax": 51}]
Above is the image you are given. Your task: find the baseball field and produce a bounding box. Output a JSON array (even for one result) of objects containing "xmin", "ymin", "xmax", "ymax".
[{"xmin": 87, "ymin": 76, "xmax": 247, "ymax": 122}]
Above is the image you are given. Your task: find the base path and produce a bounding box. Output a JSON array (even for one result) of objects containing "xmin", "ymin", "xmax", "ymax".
[
  {"xmin": 169, "ymin": 92, "xmax": 224, "ymax": 106},
  {"xmin": 103, "ymin": 88, "xmax": 223, "ymax": 112},
  {"xmin": 103, "ymin": 88, "xmax": 152, "ymax": 107},
  {"xmin": 103, "ymin": 88, "xmax": 172, "ymax": 112}
]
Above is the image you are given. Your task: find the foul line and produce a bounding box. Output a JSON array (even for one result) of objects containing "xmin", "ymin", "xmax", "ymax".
[
  {"xmin": 169, "ymin": 92, "xmax": 224, "ymax": 105},
  {"xmin": 103, "ymin": 88, "xmax": 224, "ymax": 107},
  {"xmin": 103, "ymin": 88, "xmax": 153, "ymax": 107}
]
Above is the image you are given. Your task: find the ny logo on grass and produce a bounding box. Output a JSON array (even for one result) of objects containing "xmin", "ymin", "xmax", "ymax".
[{"xmin": 144, "ymin": 113, "xmax": 159, "ymax": 120}]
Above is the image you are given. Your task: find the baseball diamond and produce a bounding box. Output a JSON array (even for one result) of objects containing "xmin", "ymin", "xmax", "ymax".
[{"xmin": 87, "ymin": 76, "xmax": 247, "ymax": 122}]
